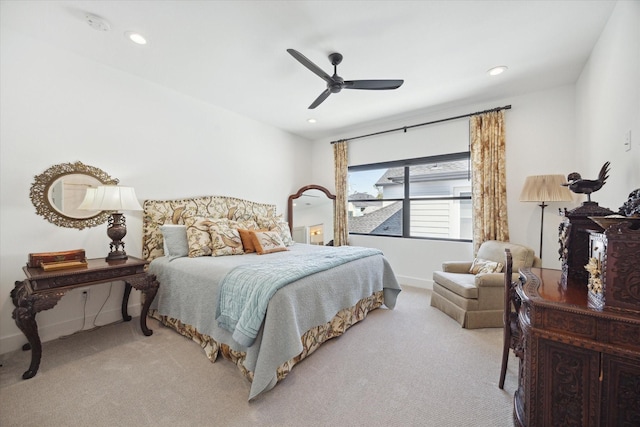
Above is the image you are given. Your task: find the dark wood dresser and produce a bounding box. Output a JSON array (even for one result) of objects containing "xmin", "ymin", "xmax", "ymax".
[{"xmin": 514, "ymin": 267, "xmax": 640, "ymax": 426}]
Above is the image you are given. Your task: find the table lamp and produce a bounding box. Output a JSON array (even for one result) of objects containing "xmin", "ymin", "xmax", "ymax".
[{"xmin": 80, "ymin": 185, "xmax": 143, "ymax": 261}]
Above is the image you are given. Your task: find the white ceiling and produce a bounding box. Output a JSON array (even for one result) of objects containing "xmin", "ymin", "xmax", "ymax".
[{"xmin": 1, "ymin": 0, "xmax": 616, "ymax": 141}]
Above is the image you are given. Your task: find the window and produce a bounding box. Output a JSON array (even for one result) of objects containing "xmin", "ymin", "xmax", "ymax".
[{"xmin": 348, "ymin": 152, "xmax": 472, "ymax": 241}]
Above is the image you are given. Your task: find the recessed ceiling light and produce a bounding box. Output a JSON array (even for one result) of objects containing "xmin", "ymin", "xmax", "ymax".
[
  {"xmin": 307, "ymin": 118, "xmax": 317, "ymax": 124},
  {"xmin": 488, "ymin": 66, "xmax": 508, "ymax": 76},
  {"xmin": 125, "ymin": 31, "xmax": 147, "ymax": 45}
]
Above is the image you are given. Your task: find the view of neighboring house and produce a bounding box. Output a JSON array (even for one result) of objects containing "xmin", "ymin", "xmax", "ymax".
[
  {"xmin": 349, "ymin": 199, "xmax": 402, "ymax": 235},
  {"xmin": 349, "ymin": 159, "xmax": 472, "ymax": 239}
]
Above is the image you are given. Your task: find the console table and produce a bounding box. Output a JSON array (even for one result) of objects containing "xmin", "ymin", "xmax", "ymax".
[
  {"xmin": 514, "ymin": 267, "xmax": 640, "ymax": 426},
  {"xmin": 11, "ymin": 256, "xmax": 159, "ymax": 380}
]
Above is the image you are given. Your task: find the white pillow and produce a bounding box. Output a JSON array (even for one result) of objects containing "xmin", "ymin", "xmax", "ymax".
[{"xmin": 160, "ymin": 225, "xmax": 189, "ymax": 259}]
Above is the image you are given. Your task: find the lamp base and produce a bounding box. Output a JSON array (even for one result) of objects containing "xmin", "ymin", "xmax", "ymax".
[
  {"xmin": 106, "ymin": 213, "xmax": 128, "ymax": 262},
  {"xmin": 106, "ymin": 251, "xmax": 128, "ymax": 262}
]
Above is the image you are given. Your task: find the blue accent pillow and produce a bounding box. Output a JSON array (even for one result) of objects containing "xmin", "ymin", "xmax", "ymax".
[{"xmin": 160, "ymin": 225, "xmax": 189, "ymax": 259}]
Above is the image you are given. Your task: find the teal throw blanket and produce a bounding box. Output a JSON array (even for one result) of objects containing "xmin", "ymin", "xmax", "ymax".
[{"xmin": 216, "ymin": 246, "xmax": 382, "ymax": 347}]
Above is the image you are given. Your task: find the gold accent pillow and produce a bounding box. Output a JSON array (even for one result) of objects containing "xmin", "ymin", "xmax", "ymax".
[
  {"xmin": 250, "ymin": 230, "xmax": 289, "ymax": 255},
  {"xmin": 469, "ymin": 258, "xmax": 504, "ymax": 274},
  {"xmin": 238, "ymin": 228, "xmax": 267, "ymax": 253}
]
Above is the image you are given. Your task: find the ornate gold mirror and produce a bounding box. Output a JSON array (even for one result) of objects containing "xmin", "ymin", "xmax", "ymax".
[
  {"xmin": 30, "ymin": 161, "xmax": 118, "ymax": 229},
  {"xmin": 288, "ymin": 185, "xmax": 336, "ymax": 245}
]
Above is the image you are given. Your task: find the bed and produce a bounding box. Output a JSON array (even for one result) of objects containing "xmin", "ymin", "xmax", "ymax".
[{"xmin": 142, "ymin": 195, "xmax": 401, "ymax": 400}]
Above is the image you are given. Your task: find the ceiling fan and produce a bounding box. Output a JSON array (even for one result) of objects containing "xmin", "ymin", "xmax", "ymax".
[{"xmin": 287, "ymin": 49, "xmax": 404, "ymax": 109}]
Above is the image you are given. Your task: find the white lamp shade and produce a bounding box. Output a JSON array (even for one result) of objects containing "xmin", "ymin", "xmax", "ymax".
[
  {"xmin": 77, "ymin": 187, "xmax": 98, "ymax": 210},
  {"xmin": 520, "ymin": 175, "xmax": 573, "ymax": 203},
  {"xmin": 80, "ymin": 185, "xmax": 143, "ymax": 211}
]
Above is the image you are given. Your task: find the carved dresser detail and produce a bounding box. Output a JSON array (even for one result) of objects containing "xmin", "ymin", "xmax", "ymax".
[
  {"xmin": 588, "ymin": 221, "xmax": 640, "ymax": 313},
  {"xmin": 558, "ymin": 201, "xmax": 614, "ymax": 286},
  {"xmin": 514, "ymin": 267, "xmax": 640, "ymax": 427}
]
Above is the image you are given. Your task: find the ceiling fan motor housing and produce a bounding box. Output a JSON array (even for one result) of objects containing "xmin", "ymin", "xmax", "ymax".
[{"xmin": 329, "ymin": 76, "xmax": 344, "ymax": 93}]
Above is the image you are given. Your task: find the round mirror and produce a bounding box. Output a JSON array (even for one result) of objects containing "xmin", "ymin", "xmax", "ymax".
[{"xmin": 30, "ymin": 161, "xmax": 118, "ymax": 229}]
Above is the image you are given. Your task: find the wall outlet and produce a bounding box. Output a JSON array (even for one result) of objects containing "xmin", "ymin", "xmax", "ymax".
[
  {"xmin": 81, "ymin": 290, "xmax": 89, "ymax": 302},
  {"xmin": 624, "ymin": 130, "xmax": 631, "ymax": 152}
]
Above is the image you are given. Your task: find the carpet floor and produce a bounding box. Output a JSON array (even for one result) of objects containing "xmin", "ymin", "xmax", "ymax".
[{"xmin": 0, "ymin": 286, "xmax": 518, "ymax": 426}]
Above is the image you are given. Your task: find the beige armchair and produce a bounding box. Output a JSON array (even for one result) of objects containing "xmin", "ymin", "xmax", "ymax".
[{"xmin": 430, "ymin": 240, "xmax": 541, "ymax": 329}]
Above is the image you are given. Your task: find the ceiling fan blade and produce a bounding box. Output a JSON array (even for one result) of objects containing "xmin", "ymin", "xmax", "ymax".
[
  {"xmin": 343, "ymin": 80, "xmax": 404, "ymax": 90},
  {"xmin": 287, "ymin": 49, "xmax": 333, "ymax": 84},
  {"xmin": 308, "ymin": 89, "xmax": 331, "ymax": 109}
]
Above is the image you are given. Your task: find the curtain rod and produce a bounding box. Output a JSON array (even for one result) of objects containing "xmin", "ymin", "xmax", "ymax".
[{"xmin": 329, "ymin": 104, "xmax": 512, "ymax": 144}]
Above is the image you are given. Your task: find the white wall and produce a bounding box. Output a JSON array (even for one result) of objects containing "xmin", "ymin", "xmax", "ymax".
[
  {"xmin": 0, "ymin": 28, "xmax": 312, "ymax": 354},
  {"xmin": 576, "ymin": 0, "xmax": 640, "ymax": 207},
  {"xmin": 311, "ymin": 1, "xmax": 639, "ymax": 290},
  {"xmin": 312, "ymin": 86, "xmax": 580, "ymax": 288}
]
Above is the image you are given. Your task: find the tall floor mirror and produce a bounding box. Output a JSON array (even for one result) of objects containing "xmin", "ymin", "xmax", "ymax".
[{"xmin": 288, "ymin": 185, "xmax": 336, "ymax": 246}]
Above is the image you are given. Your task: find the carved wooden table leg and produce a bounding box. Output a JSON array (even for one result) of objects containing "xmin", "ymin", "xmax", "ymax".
[
  {"xmin": 11, "ymin": 280, "xmax": 64, "ymax": 379},
  {"xmin": 121, "ymin": 282, "xmax": 133, "ymax": 322},
  {"xmin": 124, "ymin": 274, "xmax": 158, "ymax": 336}
]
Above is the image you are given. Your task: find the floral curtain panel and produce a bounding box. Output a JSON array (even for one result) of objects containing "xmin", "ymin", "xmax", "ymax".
[
  {"xmin": 470, "ymin": 110, "xmax": 509, "ymax": 253},
  {"xmin": 333, "ymin": 141, "xmax": 349, "ymax": 246}
]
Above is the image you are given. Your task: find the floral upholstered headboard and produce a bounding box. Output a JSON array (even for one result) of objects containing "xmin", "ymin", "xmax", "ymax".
[{"xmin": 142, "ymin": 195, "xmax": 276, "ymax": 262}]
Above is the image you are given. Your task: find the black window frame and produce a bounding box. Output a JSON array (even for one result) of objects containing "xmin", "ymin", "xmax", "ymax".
[{"xmin": 347, "ymin": 151, "xmax": 472, "ymax": 242}]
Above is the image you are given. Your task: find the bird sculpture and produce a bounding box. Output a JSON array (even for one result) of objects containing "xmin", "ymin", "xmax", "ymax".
[{"xmin": 562, "ymin": 161, "xmax": 610, "ymax": 202}]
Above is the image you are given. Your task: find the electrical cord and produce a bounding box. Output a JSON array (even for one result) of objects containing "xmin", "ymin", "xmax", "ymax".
[
  {"xmin": 93, "ymin": 282, "xmax": 114, "ymax": 327},
  {"xmin": 59, "ymin": 283, "xmax": 123, "ymax": 339}
]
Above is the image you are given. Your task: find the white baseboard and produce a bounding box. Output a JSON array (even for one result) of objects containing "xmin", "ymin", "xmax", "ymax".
[
  {"xmin": 0, "ymin": 304, "xmax": 141, "ymax": 355},
  {"xmin": 396, "ymin": 275, "xmax": 433, "ymax": 290}
]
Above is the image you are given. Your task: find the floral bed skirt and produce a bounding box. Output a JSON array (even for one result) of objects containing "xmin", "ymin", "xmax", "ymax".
[{"xmin": 149, "ymin": 290, "xmax": 383, "ymax": 384}]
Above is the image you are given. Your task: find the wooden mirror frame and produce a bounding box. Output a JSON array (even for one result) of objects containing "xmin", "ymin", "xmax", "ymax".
[
  {"xmin": 288, "ymin": 184, "xmax": 336, "ymax": 233},
  {"xmin": 30, "ymin": 161, "xmax": 119, "ymax": 230}
]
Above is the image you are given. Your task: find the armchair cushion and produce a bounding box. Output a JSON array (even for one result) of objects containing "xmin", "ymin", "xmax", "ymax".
[
  {"xmin": 442, "ymin": 261, "xmax": 473, "ymax": 273},
  {"xmin": 474, "ymin": 273, "xmax": 505, "ymax": 288},
  {"xmin": 433, "ymin": 271, "xmax": 478, "ymax": 299},
  {"xmin": 476, "ymin": 240, "xmax": 535, "ymax": 271}
]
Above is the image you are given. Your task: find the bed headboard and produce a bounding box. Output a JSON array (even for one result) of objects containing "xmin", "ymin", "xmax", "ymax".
[{"xmin": 142, "ymin": 195, "xmax": 276, "ymax": 261}]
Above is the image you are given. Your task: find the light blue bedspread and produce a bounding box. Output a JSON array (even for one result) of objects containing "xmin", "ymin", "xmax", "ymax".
[
  {"xmin": 216, "ymin": 246, "xmax": 382, "ymax": 346},
  {"xmin": 149, "ymin": 243, "xmax": 401, "ymax": 400}
]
